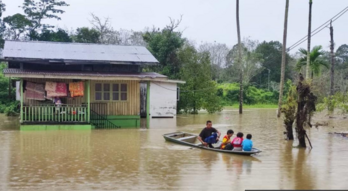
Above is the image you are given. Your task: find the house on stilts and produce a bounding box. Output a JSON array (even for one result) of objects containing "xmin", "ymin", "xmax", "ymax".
[{"xmin": 2, "ymin": 41, "xmax": 184, "ymax": 130}]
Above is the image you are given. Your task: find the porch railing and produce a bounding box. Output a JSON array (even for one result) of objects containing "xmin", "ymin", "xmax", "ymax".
[{"xmin": 22, "ymin": 104, "xmax": 88, "ymax": 123}]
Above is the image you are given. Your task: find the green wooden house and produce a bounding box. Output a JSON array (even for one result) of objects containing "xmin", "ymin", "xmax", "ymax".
[{"xmin": 2, "ymin": 41, "xmax": 184, "ymax": 130}]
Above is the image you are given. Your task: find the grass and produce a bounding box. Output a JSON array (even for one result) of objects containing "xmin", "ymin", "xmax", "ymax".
[{"xmin": 228, "ymin": 104, "xmax": 278, "ymax": 109}]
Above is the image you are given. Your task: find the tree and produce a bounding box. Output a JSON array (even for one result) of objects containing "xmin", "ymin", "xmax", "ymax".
[
  {"xmin": 295, "ymin": 74, "xmax": 316, "ymax": 148},
  {"xmin": 3, "ymin": 14, "xmax": 32, "ymax": 40},
  {"xmin": 105, "ymin": 29, "xmax": 146, "ymax": 46},
  {"xmin": 296, "ymin": 45, "xmax": 329, "ymax": 79},
  {"xmin": 198, "ymin": 42, "xmax": 229, "ymax": 81},
  {"xmin": 89, "ymin": 13, "xmax": 113, "ymax": 44},
  {"xmin": 0, "ymin": 2, "xmax": 6, "ymax": 48},
  {"xmin": 21, "ymin": 0, "xmax": 69, "ymax": 36},
  {"xmin": 177, "ymin": 44, "xmax": 222, "ymax": 114},
  {"xmin": 278, "ymin": 0, "xmax": 290, "ymax": 118},
  {"xmin": 281, "ymin": 80, "xmax": 296, "ymax": 140},
  {"xmin": 88, "ymin": 14, "xmax": 146, "ymax": 46},
  {"xmin": 306, "ymin": 0, "xmax": 313, "ymax": 79},
  {"xmin": 30, "ymin": 28, "xmax": 72, "ymax": 42},
  {"xmin": 236, "ymin": 0, "xmax": 243, "ymax": 114},
  {"xmin": 335, "ymin": 44, "xmax": 348, "ymax": 67},
  {"xmin": 73, "ymin": 27, "xmax": 101, "ymax": 43},
  {"xmin": 143, "ymin": 17, "xmax": 185, "ymax": 79},
  {"xmin": 225, "ymin": 39, "xmax": 264, "ymax": 86},
  {"xmin": 128, "ymin": 31, "xmax": 146, "ymax": 46},
  {"xmin": 0, "ymin": 63, "xmax": 18, "ymax": 116},
  {"xmin": 254, "ymin": 41, "xmax": 293, "ymax": 88}
]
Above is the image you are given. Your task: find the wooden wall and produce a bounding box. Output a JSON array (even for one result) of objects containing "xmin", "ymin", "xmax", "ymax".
[
  {"xmin": 23, "ymin": 78, "xmax": 86, "ymax": 106},
  {"xmin": 22, "ymin": 78, "xmax": 140, "ymax": 116},
  {"xmin": 90, "ymin": 80, "xmax": 140, "ymax": 116}
]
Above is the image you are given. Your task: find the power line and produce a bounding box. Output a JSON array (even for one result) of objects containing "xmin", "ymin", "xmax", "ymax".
[
  {"xmin": 288, "ymin": 6, "xmax": 348, "ymax": 50},
  {"xmin": 288, "ymin": 6, "xmax": 348, "ymax": 51},
  {"xmin": 288, "ymin": 6, "xmax": 348, "ymax": 52},
  {"xmin": 152, "ymin": 82, "xmax": 217, "ymax": 92}
]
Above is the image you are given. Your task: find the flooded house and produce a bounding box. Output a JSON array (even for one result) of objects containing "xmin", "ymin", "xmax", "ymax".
[{"xmin": 2, "ymin": 41, "xmax": 184, "ymax": 130}]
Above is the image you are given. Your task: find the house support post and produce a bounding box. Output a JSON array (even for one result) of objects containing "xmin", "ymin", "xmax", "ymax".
[
  {"xmin": 87, "ymin": 80, "xmax": 91, "ymax": 123},
  {"xmin": 20, "ymin": 79, "xmax": 23, "ymax": 123},
  {"xmin": 146, "ymin": 82, "xmax": 150, "ymax": 128}
]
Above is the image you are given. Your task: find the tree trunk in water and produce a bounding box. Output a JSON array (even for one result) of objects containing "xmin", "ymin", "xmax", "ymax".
[
  {"xmin": 295, "ymin": 74, "xmax": 317, "ymax": 148},
  {"xmin": 330, "ymin": 21, "xmax": 335, "ymax": 97},
  {"xmin": 236, "ymin": 0, "xmax": 243, "ymax": 114},
  {"xmin": 296, "ymin": 101, "xmax": 307, "ymax": 148},
  {"xmin": 277, "ymin": 0, "xmax": 290, "ymax": 118},
  {"xmin": 285, "ymin": 122, "xmax": 294, "ymax": 140},
  {"xmin": 306, "ymin": 0, "xmax": 313, "ymax": 79}
]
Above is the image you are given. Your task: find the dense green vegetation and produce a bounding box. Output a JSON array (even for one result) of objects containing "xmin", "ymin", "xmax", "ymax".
[
  {"xmin": 217, "ymin": 83, "xmax": 278, "ymax": 106},
  {"xmin": 0, "ymin": 64, "xmax": 19, "ymax": 116}
]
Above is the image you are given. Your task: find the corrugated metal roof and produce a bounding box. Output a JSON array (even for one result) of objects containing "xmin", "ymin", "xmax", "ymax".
[{"xmin": 3, "ymin": 41, "xmax": 159, "ymax": 64}]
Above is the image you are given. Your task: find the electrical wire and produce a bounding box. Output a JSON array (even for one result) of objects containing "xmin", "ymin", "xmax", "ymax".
[
  {"xmin": 150, "ymin": 7, "xmax": 348, "ymax": 92},
  {"xmin": 287, "ymin": 6, "xmax": 348, "ymax": 52},
  {"xmin": 288, "ymin": 6, "xmax": 348, "ymax": 51},
  {"xmin": 152, "ymin": 82, "xmax": 218, "ymax": 92},
  {"xmin": 288, "ymin": 6, "xmax": 348, "ymax": 50}
]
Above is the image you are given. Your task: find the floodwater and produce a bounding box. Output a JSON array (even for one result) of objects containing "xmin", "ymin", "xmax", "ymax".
[{"xmin": 0, "ymin": 109, "xmax": 348, "ymax": 191}]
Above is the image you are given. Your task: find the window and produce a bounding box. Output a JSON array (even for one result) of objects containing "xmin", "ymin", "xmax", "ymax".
[
  {"xmin": 103, "ymin": 84, "xmax": 110, "ymax": 100},
  {"xmin": 95, "ymin": 83, "xmax": 127, "ymax": 101},
  {"xmin": 121, "ymin": 84, "xmax": 127, "ymax": 101},
  {"xmin": 112, "ymin": 84, "xmax": 119, "ymax": 100},
  {"xmin": 95, "ymin": 83, "xmax": 102, "ymax": 101}
]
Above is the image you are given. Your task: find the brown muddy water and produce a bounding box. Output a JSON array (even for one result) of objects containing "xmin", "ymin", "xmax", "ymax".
[{"xmin": 0, "ymin": 109, "xmax": 347, "ymax": 191}]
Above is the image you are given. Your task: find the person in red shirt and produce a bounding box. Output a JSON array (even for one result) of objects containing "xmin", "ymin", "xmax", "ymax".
[
  {"xmin": 231, "ymin": 132, "xmax": 244, "ymax": 151},
  {"xmin": 220, "ymin": 129, "xmax": 234, "ymax": 150}
]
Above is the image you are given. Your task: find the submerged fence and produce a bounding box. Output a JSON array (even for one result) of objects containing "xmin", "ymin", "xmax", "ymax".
[{"xmin": 22, "ymin": 104, "xmax": 88, "ymax": 123}]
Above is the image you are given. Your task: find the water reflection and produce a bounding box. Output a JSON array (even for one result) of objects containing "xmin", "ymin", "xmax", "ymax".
[
  {"xmin": 0, "ymin": 115, "xmax": 20, "ymax": 131},
  {"xmin": 10, "ymin": 131, "xmax": 92, "ymax": 189},
  {"xmin": 199, "ymin": 150, "xmax": 219, "ymax": 169},
  {"xmin": 0, "ymin": 109, "xmax": 347, "ymax": 190},
  {"xmin": 294, "ymin": 148, "xmax": 314, "ymax": 190}
]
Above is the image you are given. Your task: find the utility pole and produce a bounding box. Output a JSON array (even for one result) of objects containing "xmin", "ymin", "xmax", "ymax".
[
  {"xmin": 330, "ymin": 20, "xmax": 335, "ymax": 97},
  {"xmin": 268, "ymin": 69, "xmax": 271, "ymax": 91},
  {"xmin": 306, "ymin": 0, "xmax": 313, "ymax": 79},
  {"xmin": 277, "ymin": 0, "xmax": 289, "ymax": 118},
  {"xmin": 236, "ymin": 0, "xmax": 243, "ymax": 114}
]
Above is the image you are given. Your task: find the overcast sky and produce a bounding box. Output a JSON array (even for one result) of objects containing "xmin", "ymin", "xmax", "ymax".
[{"xmin": 3, "ymin": 0, "xmax": 348, "ymax": 53}]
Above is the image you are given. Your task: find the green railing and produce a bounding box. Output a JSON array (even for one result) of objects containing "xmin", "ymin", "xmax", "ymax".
[{"xmin": 22, "ymin": 104, "xmax": 88, "ymax": 123}]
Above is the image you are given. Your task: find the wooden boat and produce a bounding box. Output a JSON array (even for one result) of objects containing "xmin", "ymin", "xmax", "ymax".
[{"xmin": 163, "ymin": 132, "xmax": 262, "ymax": 156}]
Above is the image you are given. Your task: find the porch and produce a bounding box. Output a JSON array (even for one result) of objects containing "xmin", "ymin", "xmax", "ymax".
[
  {"xmin": 17, "ymin": 77, "xmax": 144, "ymax": 130},
  {"xmin": 22, "ymin": 104, "xmax": 89, "ymax": 124}
]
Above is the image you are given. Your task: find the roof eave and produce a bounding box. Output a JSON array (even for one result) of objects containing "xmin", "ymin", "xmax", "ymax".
[
  {"xmin": 4, "ymin": 73, "xmax": 185, "ymax": 84},
  {"xmin": 1, "ymin": 57, "xmax": 159, "ymax": 65},
  {"xmin": 4, "ymin": 73, "xmax": 173, "ymax": 82}
]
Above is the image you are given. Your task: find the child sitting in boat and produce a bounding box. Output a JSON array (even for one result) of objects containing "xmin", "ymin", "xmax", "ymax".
[
  {"xmin": 231, "ymin": 132, "xmax": 244, "ymax": 151},
  {"xmin": 220, "ymin": 129, "xmax": 234, "ymax": 150},
  {"xmin": 242, "ymin": 134, "xmax": 253, "ymax": 151}
]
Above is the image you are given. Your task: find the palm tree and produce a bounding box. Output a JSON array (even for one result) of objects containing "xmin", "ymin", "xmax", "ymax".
[
  {"xmin": 277, "ymin": 0, "xmax": 290, "ymax": 118},
  {"xmin": 296, "ymin": 45, "xmax": 329, "ymax": 79},
  {"xmin": 236, "ymin": 0, "xmax": 243, "ymax": 114}
]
